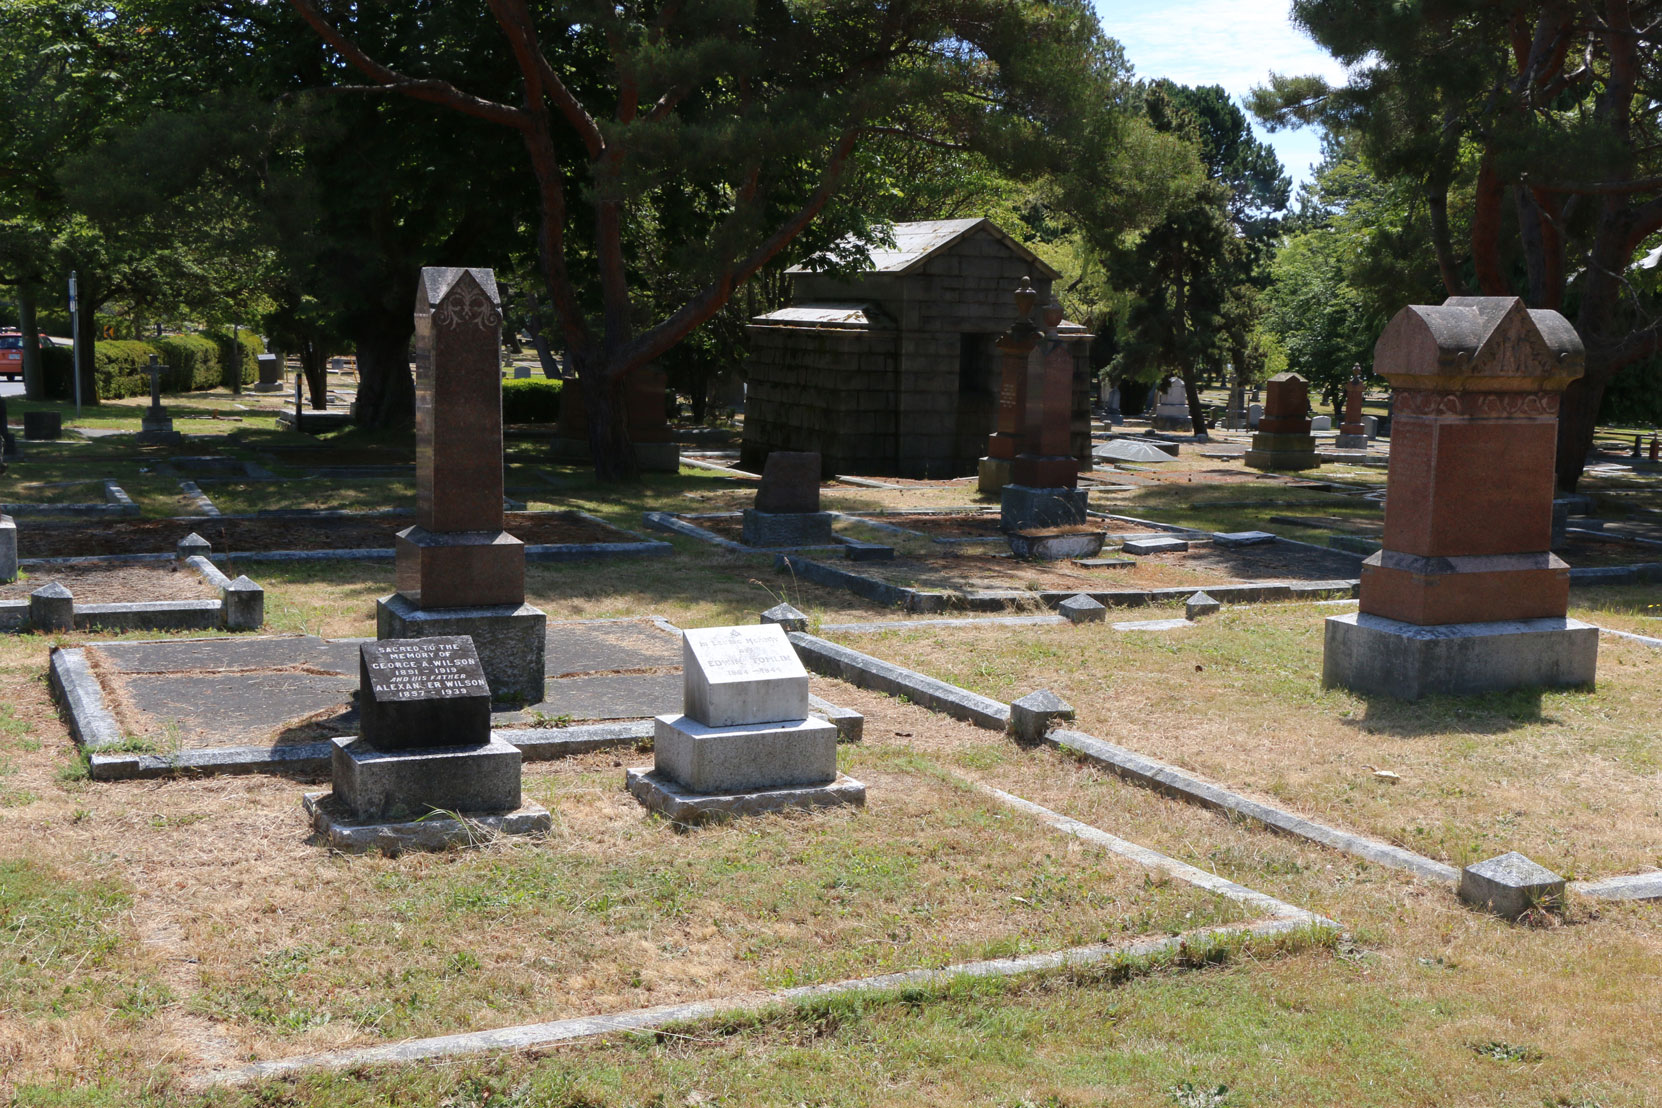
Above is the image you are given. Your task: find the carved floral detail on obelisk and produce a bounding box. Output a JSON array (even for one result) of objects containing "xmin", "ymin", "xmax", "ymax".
[{"xmin": 434, "ymin": 281, "xmax": 503, "ymax": 331}]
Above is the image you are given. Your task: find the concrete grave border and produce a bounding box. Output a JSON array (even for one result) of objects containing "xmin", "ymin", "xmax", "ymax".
[
  {"xmin": 195, "ymin": 777, "xmax": 1332, "ymax": 1087},
  {"xmin": 783, "ymin": 629, "xmax": 1662, "ymax": 905},
  {"xmin": 2, "ymin": 480, "xmax": 141, "ymax": 518},
  {"xmin": 4, "ymin": 555, "xmax": 263, "ymax": 634},
  {"xmin": 18, "ymin": 508, "xmax": 670, "ymax": 567}
]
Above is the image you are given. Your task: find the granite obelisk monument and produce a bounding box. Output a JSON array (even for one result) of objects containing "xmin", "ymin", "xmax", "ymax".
[{"xmin": 376, "ymin": 268, "xmax": 548, "ymax": 704}]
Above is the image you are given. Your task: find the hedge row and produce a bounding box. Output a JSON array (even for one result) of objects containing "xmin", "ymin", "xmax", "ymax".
[
  {"xmin": 502, "ymin": 376, "xmax": 561, "ymax": 423},
  {"xmin": 40, "ymin": 332, "xmax": 265, "ymax": 401}
]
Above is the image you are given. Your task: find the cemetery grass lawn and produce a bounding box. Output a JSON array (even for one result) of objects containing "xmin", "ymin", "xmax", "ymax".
[
  {"xmin": 825, "ymin": 599, "xmax": 1662, "ymax": 879},
  {"xmin": 203, "ymin": 479, "xmax": 416, "ymax": 517}
]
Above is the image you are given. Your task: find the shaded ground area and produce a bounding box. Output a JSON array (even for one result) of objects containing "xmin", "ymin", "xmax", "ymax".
[
  {"xmin": 18, "ymin": 510, "xmax": 637, "ymax": 557},
  {"xmin": 86, "ymin": 619, "xmax": 686, "ymax": 752},
  {"xmin": 0, "ymin": 562, "xmax": 219, "ymax": 602}
]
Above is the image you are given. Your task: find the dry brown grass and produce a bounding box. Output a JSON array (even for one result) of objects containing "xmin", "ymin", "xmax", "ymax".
[{"xmin": 826, "ymin": 601, "xmax": 1662, "ymax": 878}]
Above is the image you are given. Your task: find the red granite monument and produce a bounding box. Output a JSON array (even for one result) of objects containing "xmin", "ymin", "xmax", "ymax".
[
  {"xmin": 976, "ymin": 278, "xmax": 1041, "ymax": 495},
  {"xmin": 377, "ymin": 268, "xmax": 548, "ymax": 704},
  {"xmin": 1243, "ymin": 372, "xmax": 1318, "ymax": 471},
  {"xmin": 1322, "ymin": 296, "xmax": 1598, "ymax": 699},
  {"xmin": 997, "ymin": 283, "xmax": 1086, "ymax": 531},
  {"xmin": 1336, "ymin": 366, "xmax": 1368, "ymax": 450}
]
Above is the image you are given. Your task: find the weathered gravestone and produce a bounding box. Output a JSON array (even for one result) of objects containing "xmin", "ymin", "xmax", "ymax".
[
  {"xmin": 627, "ymin": 623, "xmax": 863, "ymax": 824},
  {"xmin": 307, "ymin": 635, "xmax": 550, "ymax": 850},
  {"xmin": 22, "ymin": 409, "xmax": 60, "ymax": 441},
  {"xmin": 376, "ymin": 268, "xmax": 548, "ymax": 704},
  {"xmin": 253, "ymin": 353, "xmax": 283, "ymax": 392},
  {"xmin": 977, "ymin": 277, "xmax": 1040, "ymax": 495},
  {"xmin": 1001, "ymin": 293, "xmax": 1087, "ymax": 532},
  {"xmin": 1151, "ymin": 379, "xmax": 1192, "ymax": 432},
  {"xmin": 1243, "ymin": 372, "xmax": 1317, "ymax": 471},
  {"xmin": 135, "ymin": 355, "xmax": 182, "ymax": 445},
  {"xmin": 1322, "ymin": 296, "xmax": 1598, "ymax": 699},
  {"xmin": 1336, "ymin": 367, "xmax": 1368, "ymax": 449},
  {"xmin": 0, "ymin": 514, "xmax": 15, "ymax": 584},
  {"xmin": 742, "ymin": 451, "xmax": 834, "ymax": 546}
]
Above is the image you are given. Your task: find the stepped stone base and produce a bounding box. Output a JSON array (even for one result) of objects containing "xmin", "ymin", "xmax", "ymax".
[
  {"xmin": 304, "ymin": 791, "xmax": 550, "ymax": 853},
  {"xmin": 741, "ymin": 510, "xmax": 835, "ymax": 548},
  {"xmin": 377, "ymin": 593, "xmax": 547, "ymax": 705},
  {"xmin": 1322, "ymin": 612, "xmax": 1597, "ymax": 700},
  {"xmin": 331, "ymin": 734, "xmax": 522, "ymax": 822},
  {"xmin": 1244, "ymin": 431, "xmax": 1318, "ymax": 471},
  {"xmin": 626, "ymin": 768, "xmax": 865, "ymax": 827}
]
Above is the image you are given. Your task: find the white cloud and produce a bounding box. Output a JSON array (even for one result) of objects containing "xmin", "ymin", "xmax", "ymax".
[{"xmin": 1093, "ymin": 0, "xmax": 1349, "ymax": 186}]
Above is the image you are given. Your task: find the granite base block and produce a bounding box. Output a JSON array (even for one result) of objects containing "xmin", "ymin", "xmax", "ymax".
[
  {"xmin": 635, "ymin": 441, "xmax": 681, "ymax": 474},
  {"xmin": 1459, "ymin": 852, "xmax": 1565, "ymax": 919},
  {"xmin": 1334, "ymin": 433, "xmax": 1368, "ymax": 450},
  {"xmin": 626, "ymin": 767, "xmax": 865, "ymax": 827},
  {"xmin": 304, "ymin": 791, "xmax": 550, "ymax": 853},
  {"xmin": 741, "ymin": 510, "xmax": 835, "ymax": 548},
  {"xmin": 1000, "ymin": 485, "xmax": 1088, "ymax": 532},
  {"xmin": 332, "ymin": 734, "xmax": 522, "ymax": 822},
  {"xmin": 1322, "ymin": 612, "xmax": 1598, "ymax": 700},
  {"xmin": 976, "ymin": 456, "xmax": 1012, "ymax": 496},
  {"xmin": 377, "ymin": 593, "xmax": 547, "ymax": 705},
  {"xmin": 654, "ymin": 713, "xmax": 838, "ymax": 794}
]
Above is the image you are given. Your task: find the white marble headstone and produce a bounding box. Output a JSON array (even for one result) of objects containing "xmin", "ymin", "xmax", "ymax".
[{"xmin": 682, "ymin": 624, "xmax": 809, "ymax": 727}]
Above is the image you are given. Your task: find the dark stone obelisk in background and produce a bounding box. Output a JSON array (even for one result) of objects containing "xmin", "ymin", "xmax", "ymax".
[{"xmin": 376, "ymin": 268, "xmax": 548, "ymax": 704}]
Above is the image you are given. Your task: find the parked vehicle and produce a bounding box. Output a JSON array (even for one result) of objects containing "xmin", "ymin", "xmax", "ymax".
[{"xmin": 0, "ymin": 330, "xmax": 56, "ymax": 381}]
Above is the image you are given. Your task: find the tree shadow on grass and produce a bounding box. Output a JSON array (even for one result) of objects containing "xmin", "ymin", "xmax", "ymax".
[{"xmin": 1343, "ymin": 686, "xmax": 1554, "ymax": 739}]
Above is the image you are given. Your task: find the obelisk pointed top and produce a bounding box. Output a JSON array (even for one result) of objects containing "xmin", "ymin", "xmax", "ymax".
[{"xmin": 418, "ymin": 267, "xmax": 501, "ymax": 314}]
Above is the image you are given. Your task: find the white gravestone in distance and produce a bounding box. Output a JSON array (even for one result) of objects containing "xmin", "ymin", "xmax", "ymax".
[{"xmin": 682, "ymin": 623, "xmax": 809, "ymax": 727}]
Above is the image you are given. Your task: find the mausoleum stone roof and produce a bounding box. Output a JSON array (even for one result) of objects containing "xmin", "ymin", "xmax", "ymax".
[{"xmin": 785, "ymin": 218, "xmax": 1061, "ymax": 279}]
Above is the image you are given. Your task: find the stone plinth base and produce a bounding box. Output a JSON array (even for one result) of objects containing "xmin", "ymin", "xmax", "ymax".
[
  {"xmin": 1334, "ymin": 433, "xmax": 1367, "ymax": 450},
  {"xmin": 394, "ymin": 526, "xmax": 526, "ymax": 608},
  {"xmin": 332, "ymin": 734, "xmax": 522, "ymax": 822},
  {"xmin": 377, "ymin": 593, "xmax": 547, "ymax": 705},
  {"xmin": 977, "ymin": 456, "xmax": 1012, "ymax": 496},
  {"xmin": 626, "ymin": 767, "xmax": 865, "ymax": 827},
  {"xmin": 251, "ymin": 382, "xmax": 284, "ymax": 393},
  {"xmin": 1151, "ymin": 414, "xmax": 1192, "ymax": 432},
  {"xmin": 1322, "ymin": 612, "xmax": 1597, "ymax": 700},
  {"xmin": 1360, "ymin": 550, "xmax": 1570, "ymax": 625},
  {"xmin": 654, "ymin": 713, "xmax": 838, "ymax": 794},
  {"xmin": 1001, "ymin": 485, "xmax": 1087, "ymax": 532},
  {"xmin": 0, "ymin": 515, "xmax": 14, "ymax": 584},
  {"xmin": 741, "ymin": 509, "xmax": 834, "ymax": 548},
  {"xmin": 550, "ymin": 436, "xmax": 680, "ymax": 473},
  {"xmin": 1459, "ymin": 852, "xmax": 1565, "ymax": 919},
  {"xmin": 135, "ymin": 424, "xmax": 182, "ymax": 445},
  {"xmin": 1243, "ymin": 431, "xmax": 1318, "ymax": 471},
  {"xmin": 304, "ymin": 791, "xmax": 550, "ymax": 853}
]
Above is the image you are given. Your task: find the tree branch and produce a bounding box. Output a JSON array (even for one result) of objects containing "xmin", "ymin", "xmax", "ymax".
[
  {"xmin": 285, "ymin": 0, "xmax": 529, "ymax": 129},
  {"xmin": 485, "ymin": 0, "xmax": 606, "ymax": 158}
]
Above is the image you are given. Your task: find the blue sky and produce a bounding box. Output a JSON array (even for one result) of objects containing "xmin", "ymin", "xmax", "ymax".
[{"xmin": 1092, "ymin": 0, "xmax": 1348, "ymax": 191}]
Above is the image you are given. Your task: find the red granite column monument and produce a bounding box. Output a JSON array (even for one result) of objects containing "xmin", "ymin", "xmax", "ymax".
[
  {"xmin": 1243, "ymin": 372, "xmax": 1318, "ymax": 471},
  {"xmin": 976, "ymin": 278, "xmax": 1041, "ymax": 496},
  {"xmin": 1000, "ymin": 294, "xmax": 1086, "ymax": 531},
  {"xmin": 1322, "ymin": 296, "xmax": 1597, "ymax": 699},
  {"xmin": 1335, "ymin": 366, "xmax": 1368, "ymax": 450},
  {"xmin": 377, "ymin": 268, "xmax": 548, "ymax": 704}
]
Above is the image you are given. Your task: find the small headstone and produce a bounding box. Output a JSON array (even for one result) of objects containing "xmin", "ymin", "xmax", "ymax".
[
  {"xmin": 1247, "ymin": 403, "xmax": 1262, "ymax": 428},
  {"xmin": 1185, "ymin": 591, "xmax": 1221, "ymax": 619},
  {"xmin": 1459, "ymin": 852, "xmax": 1565, "ymax": 919},
  {"xmin": 357, "ymin": 636, "xmax": 492, "ymax": 750},
  {"xmin": 512, "ymin": 365, "xmax": 531, "ymax": 379},
  {"xmin": 1122, "ymin": 536, "xmax": 1189, "ymax": 555},
  {"xmin": 22, "ymin": 410, "xmax": 60, "ymax": 441},
  {"xmin": 1213, "ymin": 531, "xmax": 1275, "ymax": 548},
  {"xmin": 1311, "ymin": 415, "xmax": 1332, "ymax": 431},
  {"xmin": 1058, "ymin": 594, "xmax": 1106, "ymax": 624},
  {"xmin": 1008, "ymin": 689, "xmax": 1075, "ymax": 744},
  {"xmin": 759, "ymin": 602, "xmax": 809, "ymax": 634},
  {"xmin": 176, "ymin": 532, "xmax": 212, "ymax": 563},
  {"xmin": 1363, "ymin": 415, "xmax": 1379, "ymax": 439},
  {"xmin": 754, "ymin": 452, "xmax": 822, "ymax": 514},
  {"xmin": 841, "ymin": 538, "xmax": 894, "ymax": 561},
  {"xmin": 222, "ymin": 576, "xmax": 264, "ymax": 631},
  {"xmin": 0, "ymin": 515, "xmax": 15, "ymax": 584},
  {"xmin": 30, "ymin": 581, "xmax": 74, "ymax": 632},
  {"xmin": 254, "ymin": 353, "xmax": 282, "ymax": 391},
  {"xmin": 1075, "ymin": 557, "xmax": 1134, "ymax": 569},
  {"xmin": 682, "ymin": 624, "xmax": 809, "ymax": 727}
]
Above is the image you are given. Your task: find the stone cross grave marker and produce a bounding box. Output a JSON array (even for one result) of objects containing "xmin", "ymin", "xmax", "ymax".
[
  {"xmin": 358, "ymin": 636, "xmax": 492, "ymax": 749},
  {"xmin": 682, "ymin": 623, "xmax": 809, "ymax": 727},
  {"xmin": 136, "ymin": 355, "xmax": 180, "ymax": 443}
]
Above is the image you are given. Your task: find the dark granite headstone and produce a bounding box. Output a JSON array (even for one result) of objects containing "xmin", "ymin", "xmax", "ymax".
[
  {"xmin": 358, "ymin": 635, "xmax": 491, "ymax": 750},
  {"xmin": 754, "ymin": 451, "xmax": 822, "ymax": 513},
  {"xmin": 22, "ymin": 409, "xmax": 58, "ymax": 441}
]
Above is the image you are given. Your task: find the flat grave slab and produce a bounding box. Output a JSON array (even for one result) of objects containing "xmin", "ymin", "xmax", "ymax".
[
  {"xmin": 79, "ymin": 619, "xmax": 687, "ymax": 757},
  {"xmin": 1121, "ymin": 536, "xmax": 1190, "ymax": 555},
  {"xmin": 1094, "ymin": 439, "xmax": 1179, "ymax": 464}
]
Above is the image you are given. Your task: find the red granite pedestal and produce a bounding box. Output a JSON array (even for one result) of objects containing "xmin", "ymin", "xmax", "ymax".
[
  {"xmin": 1000, "ymin": 297, "xmax": 1087, "ymax": 532},
  {"xmin": 1244, "ymin": 373, "xmax": 1318, "ymax": 471},
  {"xmin": 978, "ymin": 279, "xmax": 1040, "ymax": 496},
  {"xmin": 376, "ymin": 267, "xmax": 548, "ymax": 705},
  {"xmin": 1323, "ymin": 297, "xmax": 1598, "ymax": 699},
  {"xmin": 1336, "ymin": 368, "xmax": 1367, "ymax": 449}
]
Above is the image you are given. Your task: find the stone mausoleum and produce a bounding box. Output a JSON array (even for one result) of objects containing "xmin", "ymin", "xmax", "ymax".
[{"xmin": 741, "ymin": 218, "xmax": 1094, "ymax": 478}]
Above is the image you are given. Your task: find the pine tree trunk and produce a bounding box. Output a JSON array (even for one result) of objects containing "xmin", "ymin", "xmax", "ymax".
[
  {"xmin": 75, "ymin": 308, "xmax": 100, "ymax": 404},
  {"xmin": 1555, "ymin": 370, "xmax": 1606, "ymax": 494},
  {"xmin": 1182, "ymin": 370, "xmax": 1208, "ymax": 441},
  {"xmin": 300, "ymin": 342, "xmax": 328, "ymax": 410},
  {"xmin": 577, "ymin": 357, "xmax": 639, "ymax": 483}
]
